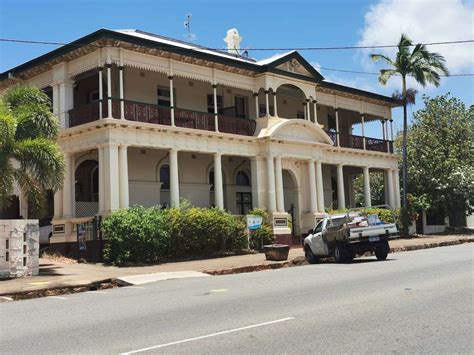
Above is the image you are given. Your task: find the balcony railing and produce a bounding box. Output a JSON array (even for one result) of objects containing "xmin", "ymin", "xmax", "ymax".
[
  {"xmin": 325, "ymin": 130, "xmax": 393, "ymax": 153},
  {"xmin": 68, "ymin": 99, "xmax": 256, "ymax": 136}
]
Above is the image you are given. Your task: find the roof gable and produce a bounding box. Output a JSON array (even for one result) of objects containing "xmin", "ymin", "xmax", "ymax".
[{"xmin": 261, "ymin": 52, "xmax": 324, "ymax": 81}]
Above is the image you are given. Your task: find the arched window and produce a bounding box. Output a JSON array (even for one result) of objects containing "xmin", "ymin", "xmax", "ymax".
[
  {"xmin": 160, "ymin": 164, "xmax": 170, "ymax": 190},
  {"xmin": 236, "ymin": 170, "xmax": 250, "ymax": 186}
]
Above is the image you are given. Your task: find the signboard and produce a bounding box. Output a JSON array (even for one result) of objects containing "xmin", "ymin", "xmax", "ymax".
[
  {"xmin": 53, "ymin": 224, "xmax": 65, "ymax": 234},
  {"xmin": 77, "ymin": 224, "xmax": 87, "ymax": 252},
  {"xmin": 246, "ymin": 215, "xmax": 263, "ymax": 230},
  {"xmin": 274, "ymin": 217, "xmax": 288, "ymax": 227}
]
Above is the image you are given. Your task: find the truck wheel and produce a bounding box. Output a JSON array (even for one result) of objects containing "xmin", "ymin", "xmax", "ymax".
[
  {"xmin": 305, "ymin": 246, "xmax": 318, "ymax": 264},
  {"xmin": 375, "ymin": 241, "xmax": 389, "ymax": 261},
  {"xmin": 333, "ymin": 245, "xmax": 345, "ymax": 263}
]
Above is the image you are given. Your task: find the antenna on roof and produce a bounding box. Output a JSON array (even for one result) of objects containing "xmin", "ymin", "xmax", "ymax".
[{"xmin": 183, "ymin": 14, "xmax": 196, "ymax": 41}]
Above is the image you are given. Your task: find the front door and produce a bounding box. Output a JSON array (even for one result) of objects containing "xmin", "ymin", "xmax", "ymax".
[
  {"xmin": 234, "ymin": 96, "xmax": 247, "ymax": 119},
  {"xmin": 236, "ymin": 192, "xmax": 252, "ymax": 215}
]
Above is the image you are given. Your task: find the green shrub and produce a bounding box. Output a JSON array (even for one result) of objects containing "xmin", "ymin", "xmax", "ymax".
[
  {"xmin": 102, "ymin": 203, "xmax": 248, "ymax": 265},
  {"xmin": 102, "ymin": 206, "xmax": 169, "ymax": 265},
  {"xmin": 360, "ymin": 207, "xmax": 400, "ymax": 224}
]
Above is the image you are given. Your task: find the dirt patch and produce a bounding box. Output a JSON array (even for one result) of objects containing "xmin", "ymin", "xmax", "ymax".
[{"xmin": 40, "ymin": 250, "xmax": 77, "ymax": 265}]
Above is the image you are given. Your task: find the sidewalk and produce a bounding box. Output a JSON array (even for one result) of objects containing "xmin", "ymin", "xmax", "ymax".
[{"xmin": 1, "ymin": 233, "xmax": 473, "ymax": 296}]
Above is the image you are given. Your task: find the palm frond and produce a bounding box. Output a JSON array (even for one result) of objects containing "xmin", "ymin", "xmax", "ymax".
[
  {"xmin": 13, "ymin": 137, "xmax": 65, "ymax": 191},
  {"xmin": 13, "ymin": 168, "xmax": 45, "ymax": 217},
  {"xmin": 3, "ymin": 85, "xmax": 51, "ymax": 111},
  {"xmin": 15, "ymin": 104, "xmax": 60, "ymax": 140},
  {"xmin": 370, "ymin": 53, "xmax": 395, "ymax": 65},
  {"xmin": 378, "ymin": 69, "xmax": 397, "ymax": 85},
  {"xmin": 0, "ymin": 104, "xmax": 15, "ymax": 151}
]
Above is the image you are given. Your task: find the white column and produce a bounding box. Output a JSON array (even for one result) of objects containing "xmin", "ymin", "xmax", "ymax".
[
  {"xmin": 58, "ymin": 80, "xmax": 74, "ymax": 128},
  {"xmin": 106, "ymin": 63, "xmax": 112, "ymax": 118},
  {"xmin": 390, "ymin": 119, "xmax": 394, "ymax": 141},
  {"xmin": 118, "ymin": 145, "xmax": 129, "ymax": 209},
  {"xmin": 385, "ymin": 119, "xmax": 390, "ymax": 152},
  {"xmin": 337, "ymin": 164, "xmax": 345, "ymax": 209},
  {"xmin": 169, "ymin": 149, "xmax": 179, "ymax": 207},
  {"xmin": 119, "ymin": 66, "xmax": 125, "ymax": 120},
  {"xmin": 213, "ymin": 153, "xmax": 224, "ymax": 209},
  {"xmin": 392, "ymin": 169, "xmax": 401, "ymax": 208},
  {"xmin": 275, "ymin": 156, "xmax": 284, "ymax": 212},
  {"xmin": 266, "ymin": 156, "xmax": 276, "ymax": 212},
  {"xmin": 213, "ymin": 84, "xmax": 219, "ymax": 132},
  {"xmin": 306, "ymin": 100, "xmax": 311, "ymax": 121},
  {"xmin": 104, "ymin": 144, "xmax": 120, "ymax": 213},
  {"xmin": 254, "ymin": 92, "xmax": 259, "ymax": 119},
  {"xmin": 53, "ymin": 190, "xmax": 63, "ymax": 219},
  {"xmin": 335, "ymin": 108, "xmax": 340, "ymax": 147},
  {"xmin": 62, "ymin": 153, "xmax": 74, "ymax": 218},
  {"xmin": 251, "ymin": 157, "xmax": 265, "ymax": 208},
  {"xmin": 387, "ymin": 168, "xmax": 395, "ymax": 208},
  {"xmin": 313, "ymin": 100, "xmax": 318, "ymax": 124},
  {"xmin": 361, "ymin": 113, "xmax": 366, "ymax": 150},
  {"xmin": 273, "ymin": 92, "xmax": 278, "ymax": 117},
  {"xmin": 52, "ymin": 83, "xmax": 60, "ymax": 119},
  {"xmin": 363, "ymin": 166, "xmax": 371, "ymax": 208},
  {"xmin": 169, "ymin": 76, "xmax": 175, "ymax": 126},
  {"xmin": 316, "ymin": 161, "xmax": 324, "ymax": 212},
  {"xmin": 98, "ymin": 146, "xmax": 105, "ymax": 214},
  {"xmin": 265, "ymin": 90, "xmax": 270, "ymax": 116},
  {"xmin": 98, "ymin": 67, "xmax": 103, "ymax": 119},
  {"xmin": 308, "ymin": 160, "xmax": 317, "ymax": 213}
]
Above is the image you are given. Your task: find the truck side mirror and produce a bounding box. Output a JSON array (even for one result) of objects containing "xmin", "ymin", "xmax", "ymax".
[{"xmin": 308, "ymin": 229, "xmax": 313, "ymax": 235}]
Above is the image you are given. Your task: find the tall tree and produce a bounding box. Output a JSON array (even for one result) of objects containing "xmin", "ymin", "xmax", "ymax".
[
  {"xmin": 401, "ymin": 94, "xmax": 474, "ymax": 223},
  {"xmin": 370, "ymin": 34, "xmax": 449, "ymax": 232},
  {"xmin": 0, "ymin": 85, "xmax": 65, "ymax": 216}
]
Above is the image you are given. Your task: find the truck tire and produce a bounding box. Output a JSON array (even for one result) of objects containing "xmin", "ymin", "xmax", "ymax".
[
  {"xmin": 333, "ymin": 245, "xmax": 346, "ymax": 263},
  {"xmin": 375, "ymin": 241, "xmax": 389, "ymax": 261},
  {"xmin": 305, "ymin": 245, "xmax": 318, "ymax": 264}
]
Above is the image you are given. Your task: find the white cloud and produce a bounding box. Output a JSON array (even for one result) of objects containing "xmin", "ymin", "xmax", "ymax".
[{"xmin": 358, "ymin": 0, "xmax": 474, "ymax": 74}]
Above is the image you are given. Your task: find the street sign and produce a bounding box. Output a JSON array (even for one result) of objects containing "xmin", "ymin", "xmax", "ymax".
[{"xmin": 246, "ymin": 215, "xmax": 263, "ymax": 230}]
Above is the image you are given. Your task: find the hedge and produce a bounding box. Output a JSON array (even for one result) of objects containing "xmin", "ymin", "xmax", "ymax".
[{"xmin": 102, "ymin": 204, "xmax": 248, "ymax": 265}]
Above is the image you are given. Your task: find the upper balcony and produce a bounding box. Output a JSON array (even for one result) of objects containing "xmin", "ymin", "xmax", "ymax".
[{"xmin": 66, "ymin": 65, "xmax": 394, "ymax": 153}]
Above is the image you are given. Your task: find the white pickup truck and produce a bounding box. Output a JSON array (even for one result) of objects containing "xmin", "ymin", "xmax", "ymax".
[{"xmin": 304, "ymin": 212, "xmax": 398, "ymax": 263}]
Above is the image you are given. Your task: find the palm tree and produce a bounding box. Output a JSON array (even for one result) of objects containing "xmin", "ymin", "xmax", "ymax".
[
  {"xmin": 370, "ymin": 34, "xmax": 448, "ymax": 233},
  {"xmin": 0, "ymin": 85, "xmax": 65, "ymax": 216}
]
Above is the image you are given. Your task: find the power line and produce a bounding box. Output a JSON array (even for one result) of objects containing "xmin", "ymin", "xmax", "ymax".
[
  {"xmin": 0, "ymin": 37, "xmax": 473, "ymax": 51},
  {"xmin": 313, "ymin": 65, "xmax": 474, "ymax": 77},
  {"xmin": 1, "ymin": 37, "xmax": 473, "ymax": 77}
]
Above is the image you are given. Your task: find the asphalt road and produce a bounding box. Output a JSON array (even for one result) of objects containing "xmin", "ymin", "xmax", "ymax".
[{"xmin": 1, "ymin": 244, "xmax": 473, "ymax": 354}]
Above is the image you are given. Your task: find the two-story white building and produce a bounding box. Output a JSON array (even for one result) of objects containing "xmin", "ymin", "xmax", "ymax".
[{"xmin": 0, "ymin": 28, "xmax": 401, "ymax": 252}]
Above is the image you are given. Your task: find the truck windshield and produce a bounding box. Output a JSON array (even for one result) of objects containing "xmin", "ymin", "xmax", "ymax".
[{"xmin": 314, "ymin": 220, "xmax": 323, "ymax": 233}]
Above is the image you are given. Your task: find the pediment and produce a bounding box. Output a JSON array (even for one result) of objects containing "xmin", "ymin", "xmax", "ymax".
[
  {"xmin": 255, "ymin": 117, "xmax": 334, "ymax": 145},
  {"xmin": 276, "ymin": 59, "xmax": 313, "ymax": 77}
]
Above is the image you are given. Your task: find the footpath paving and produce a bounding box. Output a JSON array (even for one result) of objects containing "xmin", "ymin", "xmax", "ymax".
[{"xmin": 0, "ymin": 233, "xmax": 472, "ymax": 298}]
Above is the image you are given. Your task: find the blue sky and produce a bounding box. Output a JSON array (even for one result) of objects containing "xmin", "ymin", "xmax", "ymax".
[{"xmin": 1, "ymin": 0, "xmax": 473, "ymax": 138}]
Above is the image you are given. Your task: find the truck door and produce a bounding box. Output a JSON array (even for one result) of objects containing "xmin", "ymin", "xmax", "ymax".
[{"xmin": 312, "ymin": 219, "xmax": 329, "ymax": 256}]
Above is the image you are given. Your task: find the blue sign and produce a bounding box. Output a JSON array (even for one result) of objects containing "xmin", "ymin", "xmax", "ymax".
[{"xmin": 246, "ymin": 215, "xmax": 263, "ymax": 230}]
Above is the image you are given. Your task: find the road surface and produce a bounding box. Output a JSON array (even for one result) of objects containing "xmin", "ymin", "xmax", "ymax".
[{"xmin": 1, "ymin": 244, "xmax": 473, "ymax": 354}]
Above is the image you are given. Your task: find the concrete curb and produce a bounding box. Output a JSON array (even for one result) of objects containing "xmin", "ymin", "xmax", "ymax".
[
  {"xmin": 2, "ymin": 237, "xmax": 472, "ymax": 300},
  {"xmin": 203, "ymin": 237, "xmax": 474, "ymax": 276},
  {"xmin": 0, "ymin": 279, "xmax": 118, "ymax": 301}
]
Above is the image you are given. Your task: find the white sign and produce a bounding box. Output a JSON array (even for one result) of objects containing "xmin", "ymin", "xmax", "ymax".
[{"xmin": 246, "ymin": 215, "xmax": 263, "ymax": 230}]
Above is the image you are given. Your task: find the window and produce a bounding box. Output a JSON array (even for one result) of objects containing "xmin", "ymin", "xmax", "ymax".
[
  {"xmin": 236, "ymin": 171, "xmax": 250, "ymax": 186},
  {"xmin": 157, "ymin": 87, "xmax": 174, "ymax": 108},
  {"xmin": 209, "ymin": 171, "xmax": 215, "ymax": 192},
  {"xmin": 207, "ymin": 94, "xmax": 223, "ymax": 114},
  {"xmin": 297, "ymin": 111, "xmax": 305, "ymax": 119},
  {"xmin": 88, "ymin": 90, "xmax": 100, "ymax": 103},
  {"xmin": 234, "ymin": 96, "xmax": 248, "ymax": 119},
  {"xmin": 259, "ymin": 104, "xmax": 274, "ymax": 117},
  {"xmin": 160, "ymin": 164, "xmax": 170, "ymax": 190}
]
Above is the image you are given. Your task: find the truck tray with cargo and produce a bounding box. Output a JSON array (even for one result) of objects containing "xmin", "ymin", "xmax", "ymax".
[{"xmin": 304, "ymin": 208, "xmax": 398, "ymax": 263}]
